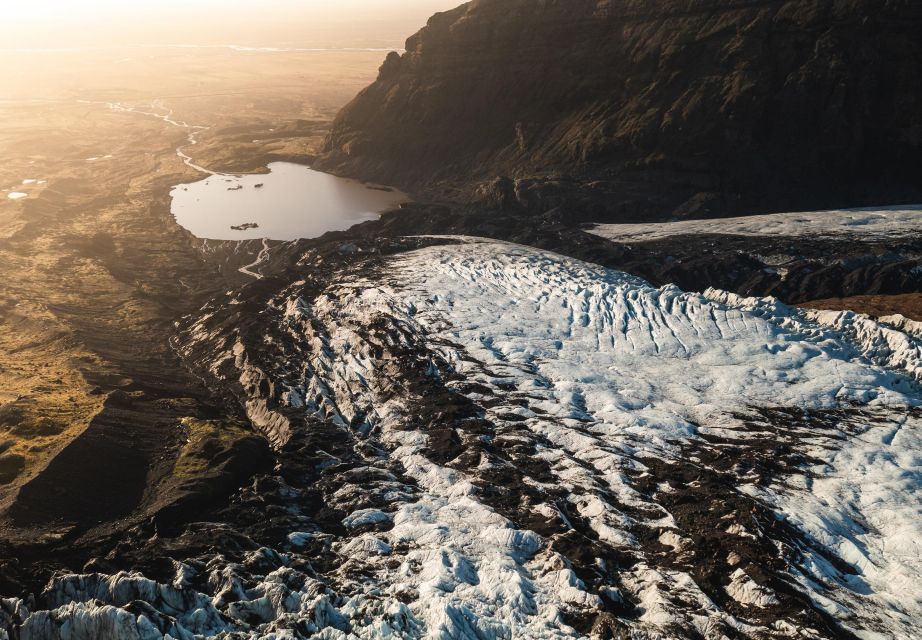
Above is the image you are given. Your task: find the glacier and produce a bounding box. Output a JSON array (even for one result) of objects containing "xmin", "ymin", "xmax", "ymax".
[
  {"xmin": 7, "ymin": 238, "xmax": 922, "ymax": 640},
  {"xmin": 589, "ymin": 206, "xmax": 922, "ymax": 242}
]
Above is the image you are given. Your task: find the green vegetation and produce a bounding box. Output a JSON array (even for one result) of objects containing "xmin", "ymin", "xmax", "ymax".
[{"xmin": 173, "ymin": 417, "xmax": 255, "ymax": 478}]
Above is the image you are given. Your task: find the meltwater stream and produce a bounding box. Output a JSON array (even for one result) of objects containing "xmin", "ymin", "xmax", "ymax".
[{"xmin": 170, "ymin": 162, "xmax": 407, "ymax": 240}]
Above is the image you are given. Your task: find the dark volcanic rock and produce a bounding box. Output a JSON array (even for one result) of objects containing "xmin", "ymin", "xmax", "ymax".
[{"xmin": 317, "ymin": 0, "xmax": 922, "ymax": 220}]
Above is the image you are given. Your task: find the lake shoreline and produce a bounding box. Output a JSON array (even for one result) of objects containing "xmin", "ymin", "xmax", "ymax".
[{"xmin": 170, "ymin": 161, "xmax": 409, "ymax": 241}]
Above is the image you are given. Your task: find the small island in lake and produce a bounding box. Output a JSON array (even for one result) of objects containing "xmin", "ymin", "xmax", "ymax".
[{"xmin": 230, "ymin": 222, "xmax": 259, "ymax": 231}]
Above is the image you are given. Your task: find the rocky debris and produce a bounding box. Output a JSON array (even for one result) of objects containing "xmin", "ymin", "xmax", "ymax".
[
  {"xmin": 6, "ymin": 239, "xmax": 917, "ymax": 638},
  {"xmin": 317, "ymin": 0, "xmax": 922, "ymax": 220}
]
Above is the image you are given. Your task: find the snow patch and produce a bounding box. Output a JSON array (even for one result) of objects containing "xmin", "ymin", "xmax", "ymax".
[
  {"xmin": 725, "ymin": 569, "xmax": 781, "ymax": 608},
  {"xmin": 590, "ymin": 205, "xmax": 922, "ymax": 241}
]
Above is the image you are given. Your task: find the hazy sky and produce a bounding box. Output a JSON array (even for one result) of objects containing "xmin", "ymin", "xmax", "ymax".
[
  {"xmin": 7, "ymin": 0, "xmax": 456, "ymax": 21},
  {"xmin": 6, "ymin": 0, "xmax": 462, "ymax": 47}
]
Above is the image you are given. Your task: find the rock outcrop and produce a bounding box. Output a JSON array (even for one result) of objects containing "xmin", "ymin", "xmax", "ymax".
[{"xmin": 317, "ymin": 0, "xmax": 922, "ymax": 219}]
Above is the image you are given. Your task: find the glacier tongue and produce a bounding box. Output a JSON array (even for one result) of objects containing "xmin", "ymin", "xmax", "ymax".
[
  {"xmin": 588, "ymin": 206, "xmax": 922, "ymax": 242},
  {"xmin": 13, "ymin": 238, "xmax": 922, "ymax": 639},
  {"xmin": 373, "ymin": 240, "xmax": 921, "ymax": 638}
]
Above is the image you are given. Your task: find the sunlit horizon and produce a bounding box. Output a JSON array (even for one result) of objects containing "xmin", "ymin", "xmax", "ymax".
[
  {"xmin": 6, "ymin": 0, "xmax": 456, "ymax": 21},
  {"xmin": 4, "ymin": 0, "xmax": 461, "ymax": 48}
]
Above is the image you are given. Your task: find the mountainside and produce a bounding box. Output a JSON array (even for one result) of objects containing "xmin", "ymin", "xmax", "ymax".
[{"xmin": 317, "ymin": 0, "xmax": 922, "ymax": 219}]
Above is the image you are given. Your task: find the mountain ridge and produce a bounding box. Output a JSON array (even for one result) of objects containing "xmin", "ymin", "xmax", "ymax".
[{"xmin": 316, "ymin": 0, "xmax": 922, "ymax": 220}]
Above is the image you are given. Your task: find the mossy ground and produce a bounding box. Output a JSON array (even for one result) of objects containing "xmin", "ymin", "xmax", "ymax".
[{"xmin": 174, "ymin": 417, "xmax": 256, "ymax": 479}]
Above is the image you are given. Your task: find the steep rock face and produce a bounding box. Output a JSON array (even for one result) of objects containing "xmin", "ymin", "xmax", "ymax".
[{"xmin": 317, "ymin": 0, "xmax": 922, "ymax": 219}]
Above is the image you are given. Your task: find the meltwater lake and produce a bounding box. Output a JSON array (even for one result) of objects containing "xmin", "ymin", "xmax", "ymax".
[{"xmin": 170, "ymin": 162, "xmax": 407, "ymax": 240}]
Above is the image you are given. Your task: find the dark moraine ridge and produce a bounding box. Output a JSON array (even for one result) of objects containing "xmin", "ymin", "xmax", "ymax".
[{"xmin": 316, "ymin": 0, "xmax": 922, "ymax": 220}]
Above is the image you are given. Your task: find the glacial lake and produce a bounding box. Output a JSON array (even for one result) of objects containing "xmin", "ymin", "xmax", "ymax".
[{"xmin": 170, "ymin": 162, "xmax": 408, "ymax": 240}]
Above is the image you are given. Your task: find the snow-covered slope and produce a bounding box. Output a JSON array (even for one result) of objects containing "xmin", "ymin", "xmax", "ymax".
[
  {"xmin": 10, "ymin": 239, "xmax": 922, "ymax": 639},
  {"xmin": 589, "ymin": 206, "xmax": 922, "ymax": 242}
]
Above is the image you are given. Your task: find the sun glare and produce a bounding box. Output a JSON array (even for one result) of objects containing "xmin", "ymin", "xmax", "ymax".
[
  {"xmin": 4, "ymin": 0, "xmax": 459, "ymax": 48},
  {"xmin": 6, "ymin": 0, "xmax": 220, "ymax": 21}
]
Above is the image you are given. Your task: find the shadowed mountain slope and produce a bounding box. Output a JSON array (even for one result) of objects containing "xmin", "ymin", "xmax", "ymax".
[{"xmin": 317, "ymin": 0, "xmax": 922, "ymax": 220}]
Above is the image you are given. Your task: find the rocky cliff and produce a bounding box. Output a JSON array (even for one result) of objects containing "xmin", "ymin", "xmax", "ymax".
[{"xmin": 316, "ymin": 0, "xmax": 922, "ymax": 220}]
